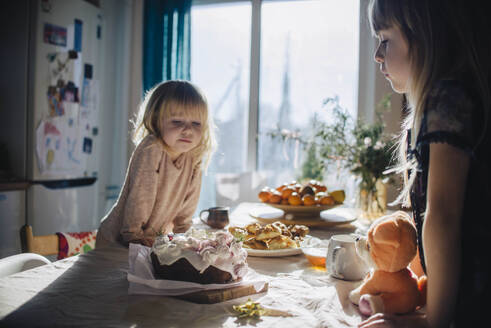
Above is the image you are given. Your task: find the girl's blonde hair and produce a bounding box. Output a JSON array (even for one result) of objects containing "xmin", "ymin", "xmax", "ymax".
[
  {"xmin": 132, "ymin": 80, "xmax": 217, "ymax": 170},
  {"xmin": 368, "ymin": 0, "xmax": 491, "ymax": 206}
]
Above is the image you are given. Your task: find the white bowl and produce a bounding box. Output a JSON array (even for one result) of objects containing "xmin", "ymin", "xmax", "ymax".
[{"xmin": 302, "ymin": 247, "xmax": 327, "ymax": 267}]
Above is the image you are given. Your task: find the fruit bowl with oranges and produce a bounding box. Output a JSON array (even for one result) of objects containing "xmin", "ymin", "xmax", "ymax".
[{"xmin": 258, "ymin": 180, "xmax": 345, "ymax": 217}]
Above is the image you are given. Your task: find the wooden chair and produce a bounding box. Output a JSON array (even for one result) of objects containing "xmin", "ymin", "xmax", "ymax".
[{"xmin": 20, "ymin": 224, "xmax": 59, "ymax": 256}]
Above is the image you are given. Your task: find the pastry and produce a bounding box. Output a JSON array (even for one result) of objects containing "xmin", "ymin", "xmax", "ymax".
[
  {"xmin": 255, "ymin": 224, "xmax": 282, "ymax": 240},
  {"xmin": 230, "ymin": 222, "xmax": 309, "ymax": 251}
]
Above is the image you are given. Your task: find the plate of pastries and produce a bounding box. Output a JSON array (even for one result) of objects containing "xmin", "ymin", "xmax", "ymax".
[
  {"xmin": 257, "ymin": 180, "xmax": 345, "ymax": 217},
  {"xmin": 229, "ymin": 221, "xmax": 310, "ymax": 257}
]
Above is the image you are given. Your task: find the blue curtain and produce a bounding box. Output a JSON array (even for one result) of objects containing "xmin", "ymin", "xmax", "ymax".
[{"xmin": 143, "ymin": 0, "xmax": 191, "ymax": 92}]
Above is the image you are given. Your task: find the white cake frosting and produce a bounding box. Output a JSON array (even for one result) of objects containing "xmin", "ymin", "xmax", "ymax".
[{"xmin": 151, "ymin": 228, "xmax": 248, "ymax": 280}]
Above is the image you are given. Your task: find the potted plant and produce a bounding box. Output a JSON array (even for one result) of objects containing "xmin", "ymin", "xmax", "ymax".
[
  {"xmin": 313, "ymin": 94, "xmax": 396, "ymax": 220},
  {"xmin": 267, "ymin": 94, "xmax": 396, "ymax": 221}
]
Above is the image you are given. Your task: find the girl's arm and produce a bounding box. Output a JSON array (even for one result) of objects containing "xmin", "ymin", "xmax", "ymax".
[
  {"xmin": 359, "ymin": 143, "xmax": 469, "ymax": 328},
  {"xmin": 173, "ymin": 168, "xmax": 203, "ymax": 233},
  {"xmin": 424, "ymin": 142, "xmax": 469, "ymax": 327},
  {"xmin": 120, "ymin": 146, "xmax": 160, "ymax": 244}
]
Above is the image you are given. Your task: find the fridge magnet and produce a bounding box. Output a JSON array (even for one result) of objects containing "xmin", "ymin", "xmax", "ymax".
[
  {"xmin": 44, "ymin": 23, "xmax": 67, "ymax": 47},
  {"xmin": 48, "ymin": 51, "xmax": 78, "ymax": 86},
  {"xmin": 47, "ymin": 86, "xmax": 64, "ymax": 116},
  {"xmin": 74, "ymin": 19, "xmax": 83, "ymax": 52},
  {"xmin": 84, "ymin": 63, "xmax": 93, "ymax": 79},
  {"xmin": 83, "ymin": 137, "xmax": 92, "ymax": 154},
  {"xmin": 62, "ymin": 81, "xmax": 79, "ymax": 102},
  {"xmin": 41, "ymin": 0, "xmax": 52, "ymax": 13},
  {"xmin": 48, "ymin": 53, "xmax": 73, "ymax": 87}
]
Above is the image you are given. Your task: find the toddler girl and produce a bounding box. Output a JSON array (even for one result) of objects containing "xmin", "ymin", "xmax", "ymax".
[
  {"xmin": 359, "ymin": 1, "xmax": 491, "ymax": 327},
  {"xmin": 96, "ymin": 80, "xmax": 216, "ymax": 248}
]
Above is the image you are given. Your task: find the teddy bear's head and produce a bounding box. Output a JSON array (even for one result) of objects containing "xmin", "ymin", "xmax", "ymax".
[{"xmin": 355, "ymin": 211, "xmax": 417, "ymax": 272}]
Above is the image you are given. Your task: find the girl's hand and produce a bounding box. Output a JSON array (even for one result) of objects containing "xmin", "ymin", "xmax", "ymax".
[{"xmin": 358, "ymin": 313, "xmax": 428, "ymax": 328}]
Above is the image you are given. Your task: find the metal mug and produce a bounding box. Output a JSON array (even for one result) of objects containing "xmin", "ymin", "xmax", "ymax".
[{"xmin": 199, "ymin": 206, "xmax": 230, "ymax": 229}]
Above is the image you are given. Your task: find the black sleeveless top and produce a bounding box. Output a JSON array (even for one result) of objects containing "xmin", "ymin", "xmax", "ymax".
[{"xmin": 407, "ymin": 80, "xmax": 491, "ymax": 325}]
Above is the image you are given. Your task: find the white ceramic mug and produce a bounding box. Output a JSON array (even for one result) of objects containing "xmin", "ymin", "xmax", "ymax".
[{"xmin": 326, "ymin": 234, "xmax": 368, "ymax": 281}]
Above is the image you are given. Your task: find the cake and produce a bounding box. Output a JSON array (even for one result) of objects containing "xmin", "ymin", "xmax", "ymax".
[{"xmin": 150, "ymin": 228, "xmax": 248, "ymax": 284}]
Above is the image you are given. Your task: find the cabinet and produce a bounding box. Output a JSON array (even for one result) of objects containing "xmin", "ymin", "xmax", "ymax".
[{"xmin": 0, "ymin": 190, "xmax": 26, "ymax": 258}]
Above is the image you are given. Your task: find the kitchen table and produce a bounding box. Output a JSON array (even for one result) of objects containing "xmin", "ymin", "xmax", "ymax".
[{"xmin": 0, "ymin": 202, "xmax": 370, "ymax": 328}]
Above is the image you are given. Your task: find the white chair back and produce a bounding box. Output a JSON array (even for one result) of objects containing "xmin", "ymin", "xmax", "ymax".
[
  {"xmin": 215, "ymin": 171, "xmax": 268, "ymax": 208},
  {"xmin": 0, "ymin": 253, "xmax": 51, "ymax": 278}
]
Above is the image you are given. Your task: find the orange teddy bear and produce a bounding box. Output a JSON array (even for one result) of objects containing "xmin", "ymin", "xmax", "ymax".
[{"xmin": 349, "ymin": 211, "xmax": 427, "ymax": 315}]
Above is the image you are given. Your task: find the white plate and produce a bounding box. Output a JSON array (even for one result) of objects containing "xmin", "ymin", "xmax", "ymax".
[
  {"xmin": 249, "ymin": 205, "xmax": 357, "ymax": 228},
  {"xmin": 246, "ymin": 247, "xmax": 302, "ymax": 257},
  {"xmin": 249, "ymin": 206, "xmax": 284, "ymax": 219},
  {"xmin": 267, "ymin": 203, "xmax": 340, "ymax": 216}
]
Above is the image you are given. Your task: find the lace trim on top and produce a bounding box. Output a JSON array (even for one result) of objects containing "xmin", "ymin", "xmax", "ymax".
[{"xmin": 417, "ymin": 131, "xmax": 474, "ymax": 158}]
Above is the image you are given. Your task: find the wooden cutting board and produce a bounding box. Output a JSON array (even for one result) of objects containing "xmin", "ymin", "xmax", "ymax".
[{"xmin": 175, "ymin": 282, "xmax": 268, "ymax": 304}]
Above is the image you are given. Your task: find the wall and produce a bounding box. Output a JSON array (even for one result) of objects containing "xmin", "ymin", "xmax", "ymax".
[
  {"xmin": 358, "ymin": 0, "xmax": 404, "ymax": 207},
  {"xmin": 0, "ymin": 0, "xmax": 29, "ymax": 179},
  {"xmin": 98, "ymin": 0, "xmax": 142, "ymax": 217},
  {"xmin": 96, "ymin": 0, "xmax": 139, "ymax": 217},
  {"xmin": 0, "ymin": 0, "xmax": 31, "ymax": 258}
]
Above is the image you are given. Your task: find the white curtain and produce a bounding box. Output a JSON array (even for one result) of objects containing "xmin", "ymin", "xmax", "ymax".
[{"xmin": 99, "ymin": 0, "xmax": 143, "ymax": 215}]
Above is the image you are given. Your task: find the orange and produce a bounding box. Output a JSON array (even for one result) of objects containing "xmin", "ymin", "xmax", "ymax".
[
  {"xmin": 258, "ymin": 188, "xmax": 272, "ymax": 202},
  {"xmin": 302, "ymin": 194, "xmax": 316, "ymax": 206},
  {"xmin": 316, "ymin": 184, "xmax": 327, "ymax": 193},
  {"xmin": 292, "ymin": 183, "xmax": 302, "ymax": 193},
  {"xmin": 281, "ymin": 186, "xmax": 296, "ymax": 199},
  {"xmin": 276, "ymin": 183, "xmax": 288, "ymax": 193},
  {"xmin": 269, "ymin": 190, "xmax": 282, "ymax": 204},
  {"xmin": 319, "ymin": 195, "xmax": 335, "ymax": 205},
  {"xmin": 288, "ymin": 192, "xmax": 302, "ymax": 206}
]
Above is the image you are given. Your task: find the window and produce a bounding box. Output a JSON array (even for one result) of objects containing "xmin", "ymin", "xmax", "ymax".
[
  {"xmin": 191, "ymin": 0, "xmax": 359, "ymax": 209},
  {"xmin": 258, "ymin": 0, "xmax": 359, "ymax": 187},
  {"xmin": 191, "ymin": 2, "xmax": 251, "ymax": 174},
  {"xmin": 191, "ymin": 1, "xmax": 252, "ymax": 209}
]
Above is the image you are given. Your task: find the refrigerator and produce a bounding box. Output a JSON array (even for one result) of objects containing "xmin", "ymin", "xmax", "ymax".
[
  {"xmin": 28, "ymin": 0, "xmax": 104, "ymax": 236},
  {"xmin": 1, "ymin": 0, "xmax": 105, "ymax": 242}
]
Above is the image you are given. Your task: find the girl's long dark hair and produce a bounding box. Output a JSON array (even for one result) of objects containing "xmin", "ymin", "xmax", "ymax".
[{"xmin": 368, "ymin": 0, "xmax": 491, "ymax": 206}]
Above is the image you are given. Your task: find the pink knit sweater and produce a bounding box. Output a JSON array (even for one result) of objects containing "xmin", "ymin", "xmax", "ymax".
[{"xmin": 96, "ymin": 135, "xmax": 202, "ymax": 247}]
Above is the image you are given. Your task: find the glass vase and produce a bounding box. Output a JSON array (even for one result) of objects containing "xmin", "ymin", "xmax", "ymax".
[{"xmin": 356, "ymin": 179, "xmax": 387, "ymax": 222}]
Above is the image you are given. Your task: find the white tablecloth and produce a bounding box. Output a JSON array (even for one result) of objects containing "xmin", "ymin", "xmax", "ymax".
[{"xmin": 0, "ymin": 203, "xmax": 369, "ymax": 328}]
